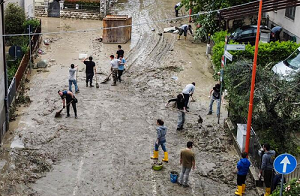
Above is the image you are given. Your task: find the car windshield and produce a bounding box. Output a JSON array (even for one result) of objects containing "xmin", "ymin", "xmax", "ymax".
[
  {"xmin": 285, "ymin": 49, "xmax": 300, "ymax": 69},
  {"xmin": 231, "ymin": 28, "xmax": 243, "ymax": 37}
]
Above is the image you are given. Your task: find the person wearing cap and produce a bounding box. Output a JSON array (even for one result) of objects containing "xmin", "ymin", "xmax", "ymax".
[
  {"xmin": 207, "ymin": 82, "xmax": 221, "ymax": 116},
  {"xmin": 182, "ymin": 82, "xmax": 195, "ymax": 111}
]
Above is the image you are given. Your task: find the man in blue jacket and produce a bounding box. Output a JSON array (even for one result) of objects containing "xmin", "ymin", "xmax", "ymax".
[{"xmin": 235, "ymin": 152, "xmax": 251, "ymax": 195}]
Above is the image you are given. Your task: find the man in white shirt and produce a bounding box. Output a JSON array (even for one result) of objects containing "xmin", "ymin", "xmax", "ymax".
[
  {"xmin": 110, "ymin": 55, "xmax": 120, "ymax": 86},
  {"xmin": 69, "ymin": 64, "xmax": 79, "ymax": 93},
  {"xmin": 182, "ymin": 82, "xmax": 195, "ymax": 111},
  {"xmin": 175, "ymin": 2, "xmax": 181, "ymax": 17},
  {"xmin": 176, "ymin": 24, "xmax": 193, "ymax": 40}
]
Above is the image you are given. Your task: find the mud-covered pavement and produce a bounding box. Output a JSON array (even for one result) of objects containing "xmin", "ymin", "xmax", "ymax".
[{"xmin": 0, "ymin": 0, "xmax": 258, "ymax": 195}]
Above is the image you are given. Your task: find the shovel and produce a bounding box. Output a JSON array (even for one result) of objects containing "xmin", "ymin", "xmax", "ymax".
[
  {"xmin": 96, "ymin": 75, "xmax": 99, "ymax": 88},
  {"xmin": 101, "ymin": 73, "xmax": 112, "ymax": 84},
  {"xmin": 55, "ymin": 100, "xmax": 73, "ymax": 118}
]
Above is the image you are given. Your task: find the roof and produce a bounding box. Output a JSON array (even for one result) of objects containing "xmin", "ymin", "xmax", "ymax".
[{"xmin": 220, "ymin": 0, "xmax": 300, "ymax": 20}]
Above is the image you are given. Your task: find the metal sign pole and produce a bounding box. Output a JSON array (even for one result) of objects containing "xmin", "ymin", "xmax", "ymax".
[
  {"xmin": 280, "ymin": 174, "xmax": 284, "ymax": 196},
  {"xmin": 28, "ymin": 25, "xmax": 32, "ymax": 73},
  {"xmin": 218, "ymin": 36, "xmax": 227, "ymax": 124}
]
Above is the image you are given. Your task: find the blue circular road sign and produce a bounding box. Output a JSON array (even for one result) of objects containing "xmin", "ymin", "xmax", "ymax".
[{"xmin": 274, "ymin": 153, "xmax": 297, "ymax": 175}]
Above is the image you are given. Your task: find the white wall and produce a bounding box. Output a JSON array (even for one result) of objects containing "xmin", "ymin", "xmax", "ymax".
[
  {"xmin": 268, "ymin": 8, "xmax": 300, "ymax": 43},
  {"xmin": 4, "ymin": 0, "xmax": 35, "ymax": 18}
]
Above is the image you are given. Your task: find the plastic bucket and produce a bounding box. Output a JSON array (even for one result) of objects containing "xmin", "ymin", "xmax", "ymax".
[{"xmin": 170, "ymin": 171, "xmax": 179, "ymax": 183}]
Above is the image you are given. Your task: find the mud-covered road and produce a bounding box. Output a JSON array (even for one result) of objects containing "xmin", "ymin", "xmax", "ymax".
[{"xmin": 0, "ymin": 0, "xmax": 258, "ymax": 195}]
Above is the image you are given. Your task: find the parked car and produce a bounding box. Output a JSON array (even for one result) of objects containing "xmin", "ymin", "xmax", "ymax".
[
  {"xmin": 272, "ymin": 47, "xmax": 300, "ymax": 78},
  {"xmin": 229, "ymin": 25, "xmax": 271, "ymax": 45}
]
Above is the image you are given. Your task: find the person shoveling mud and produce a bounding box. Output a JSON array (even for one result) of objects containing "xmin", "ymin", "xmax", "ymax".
[
  {"xmin": 57, "ymin": 90, "xmax": 77, "ymax": 118},
  {"xmin": 166, "ymin": 94, "xmax": 187, "ymax": 131}
]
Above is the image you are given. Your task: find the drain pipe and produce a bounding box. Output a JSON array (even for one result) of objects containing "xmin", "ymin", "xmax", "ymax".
[{"xmin": 1, "ymin": 0, "xmax": 9, "ymax": 133}]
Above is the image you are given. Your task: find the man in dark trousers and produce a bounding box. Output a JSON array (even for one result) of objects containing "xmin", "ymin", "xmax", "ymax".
[
  {"xmin": 260, "ymin": 143, "xmax": 276, "ymax": 196},
  {"xmin": 82, "ymin": 56, "xmax": 96, "ymax": 87},
  {"xmin": 116, "ymin": 45, "xmax": 124, "ymax": 59},
  {"xmin": 207, "ymin": 83, "xmax": 220, "ymax": 116},
  {"xmin": 166, "ymin": 94, "xmax": 187, "ymax": 130},
  {"xmin": 182, "ymin": 82, "xmax": 195, "ymax": 111},
  {"xmin": 176, "ymin": 24, "xmax": 193, "ymax": 40},
  {"xmin": 58, "ymin": 90, "xmax": 77, "ymax": 118},
  {"xmin": 174, "ymin": 2, "xmax": 181, "ymax": 17},
  {"xmin": 178, "ymin": 141, "xmax": 195, "ymax": 188},
  {"xmin": 235, "ymin": 152, "xmax": 251, "ymax": 196}
]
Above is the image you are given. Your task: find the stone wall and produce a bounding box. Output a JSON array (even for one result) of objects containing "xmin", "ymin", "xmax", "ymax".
[{"xmin": 35, "ymin": 8, "xmax": 101, "ymax": 20}]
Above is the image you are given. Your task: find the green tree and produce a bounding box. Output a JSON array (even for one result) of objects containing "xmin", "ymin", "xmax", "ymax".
[
  {"xmin": 5, "ymin": 3, "xmax": 26, "ymax": 34},
  {"xmin": 224, "ymin": 59, "xmax": 300, "ymax": 154},
  {"xmin": 180, "ymin": 0, "xmax": 253, "ymax": 40}
]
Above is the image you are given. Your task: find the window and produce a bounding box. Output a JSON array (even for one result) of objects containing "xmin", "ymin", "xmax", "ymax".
[
  {"xmin": 239, "ymin": 29, "xmax": 254, "ymax": 38},
  {"xmin": 285, "ymin": 7, "xmax": 296, "ymax": 20}
]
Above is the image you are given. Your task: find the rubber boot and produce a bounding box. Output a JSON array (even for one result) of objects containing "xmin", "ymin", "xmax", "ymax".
[
  {"xmin": 234, "ymin": 185, "xmax": 242, "ymax": 196},
  {"xmin": 151, "ymin": 151, "xmax": 158, "ymax": 159},
  {"xmin": 263, "ymin": 187, "xmax": 271, "ymax": 196},
  {"xmin": 178, "ymin": 35, "xmax": 181, "ymax": 40},
  {"xmin": 242, "ymin": 184, "xmax": 246, "ymax": 193},
  {"xmin": 162, "ymin": 152, "xmax": 168, "ymax": 163}
]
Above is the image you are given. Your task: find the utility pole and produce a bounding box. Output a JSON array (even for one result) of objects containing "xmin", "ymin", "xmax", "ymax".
[{"xmin": 245, "ymin": 0, "xmax": 263, "ymax": 153}]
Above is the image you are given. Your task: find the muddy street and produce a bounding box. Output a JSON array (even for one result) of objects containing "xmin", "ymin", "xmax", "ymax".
[{"xmin": 0, "ymin": 0, "xmax": 258, "ymax": 195}]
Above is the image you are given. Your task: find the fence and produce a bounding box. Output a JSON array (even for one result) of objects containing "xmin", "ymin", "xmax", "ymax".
[
  {"xmin": 14, "ymin": 22, "xmax": 41, "ymax": 90},
  {"xmin": 7, "ymin": 20, "xmax": 41, "ymax": 107},
  {"xmin": 286, "ymin": 164, "xmax": 300, "ymax": 182}
]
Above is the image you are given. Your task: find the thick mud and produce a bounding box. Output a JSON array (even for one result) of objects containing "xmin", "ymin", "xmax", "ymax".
[{"xmin": 0, "ymin": 0, "xmax": 258, "ymax": 195}]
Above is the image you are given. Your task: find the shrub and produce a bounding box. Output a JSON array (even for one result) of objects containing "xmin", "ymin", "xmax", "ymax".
[
  {"xmin": 23, "ymin": 19, "xmax": 40, "ymax": 32},
  {"xmin": 212, "ymin": 36, "xmax": 300, "ymax": 74},
  {"xmin": 224, "ymin": 59, "xmax": 300, "ymax": 154},
  {"xmin": 4, "ymin": 3, "xmax": 25, "ymax": 34},
  {"xmin": 271, "ymin": 178, "xmax": 300, "ymax": 196},
  {"xmin": 212, "ymin": 31, "xmax": 229, "ymax": 44}
]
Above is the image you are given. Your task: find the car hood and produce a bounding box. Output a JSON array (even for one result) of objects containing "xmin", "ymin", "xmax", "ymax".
[{"xmin": 272, "ymin": 61, "xmax": 295, "ymax": 77}]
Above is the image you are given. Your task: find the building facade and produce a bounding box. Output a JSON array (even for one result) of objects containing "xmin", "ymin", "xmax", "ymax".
[{"xmin": 267, "ymin": 7, "xmax": 300, "ymax": 43}]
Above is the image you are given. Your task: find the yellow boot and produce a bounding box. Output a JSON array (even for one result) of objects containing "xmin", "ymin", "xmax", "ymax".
[
  {"xmin": 151, "ymin": 151, "xmax": 158, "ymax": 159},
  {"xmin": 178, "ymin": 35, "xmax": 181, "ymax": 40},
  {"xmin": 242, "ymin": 184, "xmax": 246, "ymax": 193},
  {"xmin": 264, "ymin": 187, "xmax": 271, "ymax": 196},
  {"xmin": 234, "ymin": 185, "xmax": 243, "ymax": 196},
  {"xmin": 162, "ymin": 152, "xmax": 168, "ymax": 163}
]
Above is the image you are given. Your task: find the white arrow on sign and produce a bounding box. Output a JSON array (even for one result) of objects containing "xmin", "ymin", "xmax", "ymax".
[{"xmin": 280, "ymin": 156, "xmax": 291, "ymax": 173}]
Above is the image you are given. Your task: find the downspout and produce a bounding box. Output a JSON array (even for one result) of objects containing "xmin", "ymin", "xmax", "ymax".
[{"xmin": 1, "ymin": 0, "xmax": 9, "ymax": 133}]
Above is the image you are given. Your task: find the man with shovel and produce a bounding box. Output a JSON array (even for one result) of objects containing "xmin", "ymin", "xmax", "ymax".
[
  {"xmin": 58, "ymin": 90, "xmax": 77, "ymax": 118},
  {"xmin": 82, "ymin": 56, "xmax": 96, "ymax": 87}
]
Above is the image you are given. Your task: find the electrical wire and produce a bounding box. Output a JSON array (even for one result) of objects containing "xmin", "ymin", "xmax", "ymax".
[{"xmin": 1, "ymin": 0, "xmax": 260, "ymax": 38}]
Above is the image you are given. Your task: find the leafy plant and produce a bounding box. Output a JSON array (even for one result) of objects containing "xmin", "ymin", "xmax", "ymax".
[
  {"xmin": 23, "ymin": 19, "xmax": 40, "ymax": 32},
  {"xmin": 271, "ymin": 178, "xmax": 300, "ymax": 196},
  {"xmin": 4, "ymin": 3, "xmax": 26, "ymax": 34},
  {"xmin": 212, "ymin": 38, "xmax": 300, "ymax": 74},
  {"xmin": 224, "ymin": 58, "xmax": 300, "ymax": 154}
]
